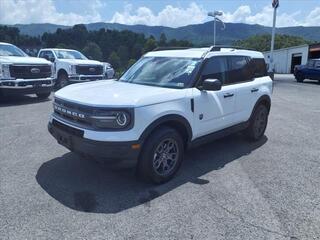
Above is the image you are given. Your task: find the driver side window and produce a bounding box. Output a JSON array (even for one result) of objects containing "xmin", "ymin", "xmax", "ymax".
[
  {"xmin": 40, "ymin": 51, "xmax": 55, "ymax": 62},
  {"xmin": 200, "ymin": 57, "xmax": 227, "ymax": 84}
]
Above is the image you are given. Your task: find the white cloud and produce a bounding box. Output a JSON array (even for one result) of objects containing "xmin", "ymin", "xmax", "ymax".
[
  {"xmin": 0, "ymin": 1, "xmax": 319, "ymax": 28},
  {"xmin": 221, "ymin": 5, "xmax": 302, "ymax": 27},
  {"xmin": 110, "ymin": 3, "xmax": 207, "ymax": 27},
  {"xmin": 304, "ymin": 7, "xmax": 320, "ymax": 26},
  {"xmin": 0, "ymin": 0, "xmax": 103, "ymax": 25}
]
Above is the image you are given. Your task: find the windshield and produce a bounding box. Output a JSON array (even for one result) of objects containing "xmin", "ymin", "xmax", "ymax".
[
  {"xmin": 54, "ymin": 50, "xmax": 87, "ymax": 60},
  {"xmin": 0, "ymin": 44, "xmax": 27, "ymax": 57},
  {"xmin": 119, "ymin": 57, "xmax": 201, "ymax": 89}
]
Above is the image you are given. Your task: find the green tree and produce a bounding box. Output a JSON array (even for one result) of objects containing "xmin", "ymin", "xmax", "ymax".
[
  {"xmin": 127, "ymin": 59, "xmax": 136, "ymax": 68},
  {"xmin": 108, "ymin": 51, "xmax": 121, "ymax": 70},
  {"xmin": 117, "ymin": 45, "xmax": 129, "ymax": 66},
  {"xmin": 235, "ymin": 34, "xmax": 313, "ymax": 52},
  {"xmin": 159, "ymin": 33, "xmax": 167, "ymax": 46},
  {"xmin": 82, "ymin": 42, "xmax": 103, "ymax": 61},
  {"xmin": 144, "ymin": 37, "xmax": 157, "ymax": 52}
]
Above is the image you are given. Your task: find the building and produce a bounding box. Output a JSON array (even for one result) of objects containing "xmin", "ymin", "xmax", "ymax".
[{"xmin": 263, "ymin": 43, "xmax": 320, "ymax": 74}]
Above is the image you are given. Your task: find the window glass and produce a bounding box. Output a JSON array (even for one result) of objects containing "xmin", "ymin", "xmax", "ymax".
[
  {"xmin": 120, "ymin": 57, "xmax": 201, "ymax": 89},
  {"xmin": 307, "ymin": 60, "xmax": 315, "ymax": 68},
  {"xmin": 315, "ymin": 61, "xmax": 320, "ymax": 69},
  {"xmin": 250, "ymin": 58, "xmax": 268, "ymax": 78},
  {"xmin": 200, "ymin": 57, "xmax": 227, "ymax": 83},
  {"xmin": 226, "ymin": 56, "xmax": 252, "ymax": 84}
]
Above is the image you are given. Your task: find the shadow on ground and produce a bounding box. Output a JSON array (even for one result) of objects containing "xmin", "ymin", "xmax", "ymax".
[
  {"xmin": 0, "ymin": 94, "xmax": 51, "ymax": 107},
  {"xmin": 36, "ymin": 134, "xmax": 267, "ymax": 213}
]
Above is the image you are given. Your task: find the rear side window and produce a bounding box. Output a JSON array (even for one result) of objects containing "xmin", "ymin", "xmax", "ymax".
[
  {"xmin": 225, "ymin": 56, "xmax": 252, "ymax": 84},
  {"xmin": 250, "ymin": 58, "xmax": 268, "ymax": 78},
  {"xmin": 200, "ymin": 57, "xmax": 227, "ymax": 84}
]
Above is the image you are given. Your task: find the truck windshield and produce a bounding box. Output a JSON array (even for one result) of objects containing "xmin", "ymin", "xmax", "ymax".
[
  {"xmin": 0, "ymin": 44, "xmax": 27, "ymax": 57},
  {"xmin": 119, "ymin": 57, "xmax": 201, "ymax": 89},
  {"xmin": 54, "ymin": 50, "xmax": 87, "ymax": 60}
]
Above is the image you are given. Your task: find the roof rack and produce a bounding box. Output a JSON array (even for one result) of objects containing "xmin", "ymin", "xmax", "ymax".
[
  {"xmin": 152, "ymin": 47, "xmax": 191, "ymax": 51},
  {"xmin": 208, "ymin": 45, "xmax": 254, "ymax": 51}
]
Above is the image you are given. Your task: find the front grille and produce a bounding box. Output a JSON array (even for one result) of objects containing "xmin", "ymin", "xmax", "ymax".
[
  {"xmin": 9, "ymin": 65, "xmax": 52, "ymax": 79},
  {"xmin": 52, "ymin": 119, "xmax": 84, "ymax": 137},
  {"xmin": 76, "ymin": 65, "xmax": 103, "ymax": 75}
]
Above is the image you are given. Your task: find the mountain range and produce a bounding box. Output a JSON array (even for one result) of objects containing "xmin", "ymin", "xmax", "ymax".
[{"xmin": 12, "ymin": 21, "xmax": 320, "ymax": 45}]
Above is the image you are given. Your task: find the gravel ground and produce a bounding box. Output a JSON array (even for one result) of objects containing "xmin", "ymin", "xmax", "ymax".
[{"xmin": 0, "ymin": 75, "xmax": 319, "ymax": 240}]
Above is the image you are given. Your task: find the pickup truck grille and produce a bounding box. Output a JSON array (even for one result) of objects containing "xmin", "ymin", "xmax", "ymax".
[
  {"xmin": 76, "ymin": 65, "xmax": 103, "ymax": 75},
  {"xmin": 9, "ymin": 65, "xmax": 51, "ymax": 79}
]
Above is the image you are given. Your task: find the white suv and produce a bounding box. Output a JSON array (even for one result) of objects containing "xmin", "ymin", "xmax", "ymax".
[
  {"xmin": 38, "ymin": 48, "xmax": 112, "ymax": 89},
  {"xmin": 0, "ymin": 42, "xmax": 54, "ymax": 99},
  {"xmin": 48, "ymin": 46, "xmax": 272, "ymax": 183}
]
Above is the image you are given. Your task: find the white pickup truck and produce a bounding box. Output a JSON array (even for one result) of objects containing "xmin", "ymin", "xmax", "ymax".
[
  {"xmin": 38, "ymin": 48, "xmax": 114, "ymax": 89},
  {"xmin": 0, "ymin": 42, "xmax": 54, "ymax": 99}
]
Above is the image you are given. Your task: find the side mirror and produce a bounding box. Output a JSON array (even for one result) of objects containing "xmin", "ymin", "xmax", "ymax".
[{"xmin": 201, "ymin": 79, "xmax": 222, "ymax": 91}]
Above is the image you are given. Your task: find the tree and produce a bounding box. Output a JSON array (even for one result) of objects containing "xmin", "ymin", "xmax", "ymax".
[
  {"xmin": 108, "ymin": 51, "xmax": 121, "ymax": 70},
  {"xmin": 82, "ymin": 42, "xmax": 103, "ymax": 61},
  {"xmin": 127, "ymin": 59, "xmax": 136, "ymax": 68},
  {"xmin": 235, "ymin": 34, "xmax": 313, "ymax": 52},
  {"xmin": 144, "ymin": 37, "xmax": 157, "ymax": 52},
  {"xmin": 159, "ymin": 33, "xmax": 167, "ymax": 46},
  {"xmin": 117, "ymin": 45, "xmax": 129, "ymax": 66}
]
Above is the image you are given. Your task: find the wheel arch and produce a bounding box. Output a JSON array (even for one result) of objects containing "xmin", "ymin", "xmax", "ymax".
[
  {"xmin": 57, "ymin": 68, "xmax": 68, "ymax": 78},
  {"xmin": 250, "ymin": 95, "xmax": 271, "ymax": 119},
  {"xmin": 139, "ymin": 114, "xmax": 193, "ymax": 149}
]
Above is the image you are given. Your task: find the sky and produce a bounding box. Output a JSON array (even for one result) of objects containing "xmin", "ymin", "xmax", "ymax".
[{"xmin": 0, "ymin": 0, "xmax": 319, "ymax": 28}]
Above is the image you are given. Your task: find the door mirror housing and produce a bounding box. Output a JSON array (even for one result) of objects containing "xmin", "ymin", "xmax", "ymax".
[{"xmin": 201, "ymin": 79, "xmax": 222, "ymax": 91}]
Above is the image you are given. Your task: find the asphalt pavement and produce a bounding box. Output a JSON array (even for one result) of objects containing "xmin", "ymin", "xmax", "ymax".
[{"xmin": 0, "ymin": 75, "xmax": 319, "ymax": 240}]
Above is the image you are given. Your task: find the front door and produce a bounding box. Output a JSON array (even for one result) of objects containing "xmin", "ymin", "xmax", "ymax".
[{"xmin": 192, "ymin": 56, "xmax": 236, "ymax": 139}]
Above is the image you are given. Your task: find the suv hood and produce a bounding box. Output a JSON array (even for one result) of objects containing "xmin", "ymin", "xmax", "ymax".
[
  {"xmin": 55, "ymin": 80, "xmax": 187, "ymax": 107},
  {"xmin": 58, "ymin": 59, "xmax": 103, "ymax": 65},
  {"xmin": 0, "ymin": 56, "xmax": 51, "ymax": 65}
]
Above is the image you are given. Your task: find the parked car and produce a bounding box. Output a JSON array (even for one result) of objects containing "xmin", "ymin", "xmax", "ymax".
[
  {"xmin": 294, "ymin": 59, "xmax": 320, "ymax": 83},
  {"xmin": 48, "ymin": 46, "xmax": 272, "ymax": 183},
  {"xmin": 38, "ymin": 48, "xmax": 111, "ymax": 89},
  {"xmin": 0, "ymin": 42, "xmax": 54, "ymax": 99},
  {"xmin": 103, "ymin": 62, "xmax": 115, "ymax": 79}
]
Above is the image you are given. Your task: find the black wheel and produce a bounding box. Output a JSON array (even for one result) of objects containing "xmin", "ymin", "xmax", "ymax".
[
  {"xmin": 244, "ymin": 104, "xmax": 269, "ymax": 141},
  {"xmin": 137, "ymin": 127, "xmax": 184, "ymax": 184},
  {"xmin": 56, "ymin": 72, "xmax": 69, "ymax": 89},
  {"xmin": 36, "ymin": 92, "xmax": 51, "ymax": 99},
  {"xmin": 296, "ymin": 74, "xmax": 304, "ymax": 83}
]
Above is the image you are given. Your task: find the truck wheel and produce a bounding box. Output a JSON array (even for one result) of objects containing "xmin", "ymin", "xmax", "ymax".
[
  {"xmin": 296, "ymin": 75, "xmax": 304, "ymax": 83},
  {"xmin": 57, "ymin": 72, "xmax": 69, "ymax": 89},
  {"xmin": 244, "ymin": 104, "xmax": 269, "ymax": 141},
  {"xmin": 36, "ymin": 92, "xmax": 51, "ymax": 99},
  {"xmin": 137, "ymin": 127, "xmax": 184, "ymax": 184}
]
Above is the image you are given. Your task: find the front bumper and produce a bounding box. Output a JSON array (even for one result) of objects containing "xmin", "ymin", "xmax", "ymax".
[
  {"xmin": 48, "ymin": 119, "xmax": 141, "ymax": 167},
  {"xmin": 68, "ymin": 74, "xmax": 104, "ymax": 82},
  {"xmin": 0, "ymin": 78, "xmax": 54, "ymax": 94}
]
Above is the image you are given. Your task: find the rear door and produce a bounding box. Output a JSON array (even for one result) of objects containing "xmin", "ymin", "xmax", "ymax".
[
  {"xmin": 192, "ymin": 56, "xmax": 237, "ymax": 138},
  {"xmin": 228, "ymin": 57, "xmax": 266, "ymax": 123}
]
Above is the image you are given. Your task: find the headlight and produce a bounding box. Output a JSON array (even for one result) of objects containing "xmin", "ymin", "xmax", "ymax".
[
  {"xmin": 69, "ymin": 65, "xmax": 77, "ymax": 75},
  {"xmin": 91, "ymin": 110, "xmax": 131, "ymax": 129},
  {"xmin": 51, "ymin": 64, "xmax": 55, "ymax": 78},
  {"xmin": 0, "ymin": 64, "xmax": 11, "ymax": 79}
]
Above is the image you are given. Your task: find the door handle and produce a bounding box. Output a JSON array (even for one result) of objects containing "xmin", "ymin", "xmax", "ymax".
[
  {"xmin": 224, "ymin": 93, "xmax": 234, "ymax": 98},
  {"xmin": 251, "ymin": 88, "xmax": 259, "ymax": 93}
]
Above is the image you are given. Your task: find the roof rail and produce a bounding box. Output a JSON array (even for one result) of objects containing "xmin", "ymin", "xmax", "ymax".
[
  {"xmin": 152, "ymin": 47, "xmax": 191, "ymax": 51},
  {"xmin": 208, "ymin": 45, "xmax": 254, "ymax": 51}
]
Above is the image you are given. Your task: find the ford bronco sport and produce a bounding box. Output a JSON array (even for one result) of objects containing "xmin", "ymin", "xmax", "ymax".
[{"xmin": 48, "ymin": 46, "xmax": 272, "ymax": 183}]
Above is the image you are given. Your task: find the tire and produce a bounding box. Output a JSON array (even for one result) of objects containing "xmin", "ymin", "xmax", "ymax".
[
  {"xmin": 136, "ymin": 126, "xmax": 184, "ymax": 184},
  {"xmin": 244, "ymin": 104, "xmax": 269, "ymax": 141},
  {"xmin": 296, "ymin": 74, "xmax": 304, "ymax": 83},
  {"xmin": 56, "ymin": 72, "xmax": 69, "ymax": 89},
  {"xmin": 36, "ymin": 92, "xmax": 51, "ymax": 99}
]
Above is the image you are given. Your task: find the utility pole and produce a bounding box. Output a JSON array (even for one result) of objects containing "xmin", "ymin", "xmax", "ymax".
[
  {"xmin": 208, "ymin": 11, "xmax": 224, "ymax": 46},
  {"xmin": 269, "ymin": 0, "xmax": 279, "ymax": 78}
]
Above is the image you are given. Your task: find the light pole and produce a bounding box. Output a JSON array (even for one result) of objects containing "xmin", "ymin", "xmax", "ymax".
[
  {"xmin": 208, "ymin": 11, "xmax": 224, "ymax": 46},
  {"xmin": 269, "ymin": 0, "xmax": 279, "ymax": 78}
]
